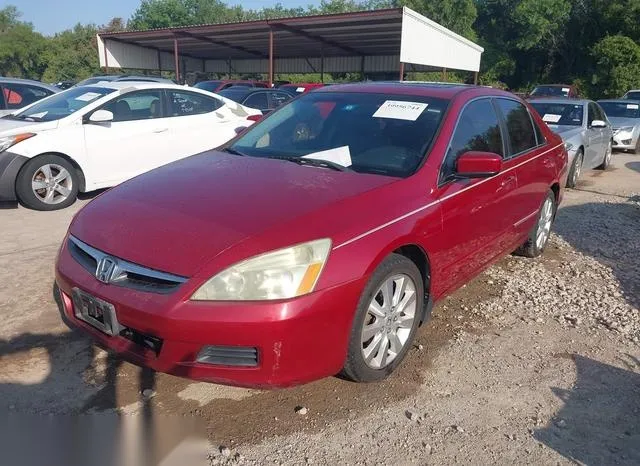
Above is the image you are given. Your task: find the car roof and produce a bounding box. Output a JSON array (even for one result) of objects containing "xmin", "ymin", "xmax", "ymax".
[
  {"xmin": 314, "ymin": 81, "xmax": 507, "ymax": 100},
  {"xmin": 598, "ymin": 98, "xmax": 640, "ymax": 104},
  {"xmin": 0, "ymin": 77, "xmax": 59, "ymax": 92},
  {"xmin": 528, "ymin": 97, "xmax": 590, "ymax": 105},
  {"xmin": 85, "ymin": 81, "xmax": 197, "ymax": 92}
]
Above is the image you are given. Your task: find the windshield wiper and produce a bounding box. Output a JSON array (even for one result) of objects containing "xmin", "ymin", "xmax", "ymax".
[
  {"xmin": 266, "ymin": 155, "xmax": 352, "ymax": 172},
  {"xmin": 221, "ymin": 147, "xmax": 246, "ymax": 156}
]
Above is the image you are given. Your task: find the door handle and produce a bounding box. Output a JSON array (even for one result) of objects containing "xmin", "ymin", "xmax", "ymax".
[
  {"xmin": 152, "ymin": 128, "xmax": 168, "ymax": 133},
  {"xmin": 497, "ymin": 175, "xmax": 516, "ymax": 192}
]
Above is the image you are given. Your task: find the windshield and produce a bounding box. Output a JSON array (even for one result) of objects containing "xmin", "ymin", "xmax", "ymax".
[
  {"xmin": 531, "ymin": 86, "xmax": 570, "ymax": 97},
  {"xmin": 230, "ymin": 92, "xmax": 449, "ymax": 178},
  {"xmin": 531, "ymin": 102, "xmax": 584, "ymax": 126},
  {"xmin": 194, "ymin": 81, "xmax": 222, "ymax": 92},
  {"xmin": 624, "ymin": 91, "xmax": 640, "ymax": 100},
  {"xmin": 600, "ymin": 101, "xmax": 640, "ymax": 118},
  {"xmin": 13, "ymin": 86, "xmax": 115, "ymax": 122}
]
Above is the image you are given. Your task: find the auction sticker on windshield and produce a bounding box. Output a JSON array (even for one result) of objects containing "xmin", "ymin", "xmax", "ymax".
[
  {"xmin": 543, "ymin": 114, "xmax": 562, "ymax": 123},
  {"xmin": 373, "ymin": 100, "xmax": 428, "ymax": 121},
  {"xmin": 627, "ymin": 104, "xmax": 639, "ymax": 110}
]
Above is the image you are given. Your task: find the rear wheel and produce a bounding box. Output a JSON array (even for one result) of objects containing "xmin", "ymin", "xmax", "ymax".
[
  {"xmin": 566, "ymin": 150, "xmax": 583, "ymax": 188},
  {"xmin": 515, "ymin": 190, "xmax": 556, "ymax": 258},
  {"xmin": 597, "ymin": 140, "xmax": 612, "ymax": 170},
  {"xmin": 341, "ymin": 254, "xmax": 423, "ymax": 383},
  {"xmin": 16, "ymin": 154, "xmax": 79, "ymax": 211}
]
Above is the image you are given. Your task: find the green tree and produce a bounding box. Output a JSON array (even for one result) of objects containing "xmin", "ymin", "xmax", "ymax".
[
  {"xmin": 591, "ymin": 35, "xmax": 640, "ymax": 98},
  {"xmin": 40, "ymin": 24, "xmax": 101, "ymax": 83},
  {"xmin": 0, "ymin": 6, "xmax": 46, "ymax": 78}
]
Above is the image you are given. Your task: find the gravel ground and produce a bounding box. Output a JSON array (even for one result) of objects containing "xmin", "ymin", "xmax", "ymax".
[{"xmin": 0, "ymin": 153, "xmax": 638, "ymax": 466}]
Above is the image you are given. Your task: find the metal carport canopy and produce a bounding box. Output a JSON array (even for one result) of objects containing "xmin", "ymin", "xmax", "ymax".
[{"xmin": 97, "ymin": 7, "xmax": 484, "ymax": 85}]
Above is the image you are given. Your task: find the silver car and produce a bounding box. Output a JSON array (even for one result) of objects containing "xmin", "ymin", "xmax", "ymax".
[
  {"xmin": 598, "ymin": 99, "xmax": 640, "ymax": 153},
  {"xmin": 530, "ymin": 98, "xmax": 613, "ymax": 188},
  {"xmin": 0, "ymin": 77, "xmax": 59, "ymax": 117}
]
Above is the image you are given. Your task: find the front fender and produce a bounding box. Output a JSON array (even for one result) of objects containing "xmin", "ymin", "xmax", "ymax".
[{"xmin": 0, "ymin": 151, "xmax": 28, "ymax": 202}]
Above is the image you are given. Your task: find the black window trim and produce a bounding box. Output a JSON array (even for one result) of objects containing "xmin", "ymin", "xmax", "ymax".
[
  {"xmin": 0, "ymin": 85, "xmax": 7, "ymax": 110},
  {"xmin": 494, "ymin": 97, "xmax": 546, "ymax": 160},
  {"xmin": 438, "ymin": 96, "xmax": 507, "ymax": 186}
]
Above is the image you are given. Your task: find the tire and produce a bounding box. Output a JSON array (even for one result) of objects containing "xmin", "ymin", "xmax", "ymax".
[
  {"xmin": 515, "ymin": 190, "xmax": 556, "ymax": 258},
  {"xmin": 341, "ymin": 254, "xmax": 423, "ymax": 383},
  {"xmin": 633, "ymin": 138, "xmax": 640, "ymax": 155},
  {"xmin": 16, "ymin": 154, "xmax": 79, "ymax": 211},
  {"xmin": 597, "ymin": 140, "xmax": 612, "ymax": 170},
  {"xmin": 566, "ymin": 150, "xmax": 583, "ymax": 188}
]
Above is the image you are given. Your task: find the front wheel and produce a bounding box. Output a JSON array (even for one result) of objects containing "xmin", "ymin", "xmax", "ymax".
[
  {"xmin": 341, "ymin": 254, "xmax": 423, "ymax": 383},
  {"xmin": 15, "ymin": 154, "xmax": 79, "ymax": 211},
  {"xmin": 566, "ymin": 150, "xmax": 583, "ymax": 188},
  {"xmin": 515, "ymin": 190, "xmax": 556, "ymax": 258}
]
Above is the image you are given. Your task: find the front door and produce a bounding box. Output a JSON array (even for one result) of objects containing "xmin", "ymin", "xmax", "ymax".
[
  {"xmin": 83, "ymin": 89, "xmax": 171, "ymax": 186},
  {"xmin": 585, "ymin": 102, "xmax": 604, "ymax": 168},
  {"xmin": 431, "ymin": 98, "xmax": 518, "ymax": 296}
]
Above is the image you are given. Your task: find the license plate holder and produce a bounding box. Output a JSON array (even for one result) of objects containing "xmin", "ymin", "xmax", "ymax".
[{"xmin": 72, "ymin": 288, "xmax": 121, "ymax": 336}]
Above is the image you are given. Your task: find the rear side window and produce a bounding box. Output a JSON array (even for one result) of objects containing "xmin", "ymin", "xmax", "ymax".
[
  {"xmin": 270, "ymin": 91, "xmax": 292, "ymax": 107},
  {"xmin": 2, "ymin": 84, "xmax": 52, "ymax": 109},
  {"xmin": 441, "ymin": 98, "xmax": 503, "ymax": 181},
  {"xmin": 168, "ymin": 90, "xmax": 222, "ymax": 116},
  {"xmin": 496, "ymin": 99, "xmax": 537, "ymax": 155},
  {"xmin": 243, "ymin": 92, "xmax": 269, "ymax": 110}
]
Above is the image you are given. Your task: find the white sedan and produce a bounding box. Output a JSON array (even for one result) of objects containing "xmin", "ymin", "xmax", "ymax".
[{"xmin": 0, "ymin": 82, "xmax": 261, "ymax": 210}]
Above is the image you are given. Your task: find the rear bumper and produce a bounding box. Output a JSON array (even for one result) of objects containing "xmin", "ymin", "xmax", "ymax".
[
  {"xmin": 0, "ymin": 151, "xmax": 28, "ymax": 202},
  {"xmin": 55, "ymin": 241, "xmax": 364, "ymax": 388}
]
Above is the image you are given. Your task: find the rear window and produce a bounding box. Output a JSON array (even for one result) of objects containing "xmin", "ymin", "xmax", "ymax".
[
  {"xmin": 623, "ymin": 91, "xmax": 640, "ymax": 100},
  {"xmin": 530, "ymin": 102, "xmax": 584, "ymax": 126},
  {"xmin": 194, "ymin": 81, "xmax": 222, "ymax": 92},
  {"xmin": 231, "ymin": 92, "xmax": 449, "ymax": 178},
  {"xmin": 531, "ymin": 86, "xmax": 571, "ymax": 97}
]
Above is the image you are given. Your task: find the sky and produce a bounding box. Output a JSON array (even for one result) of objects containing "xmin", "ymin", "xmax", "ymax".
[{"xmin": 4, "ymin": 0, "xmax": 320, "ymax": 35}]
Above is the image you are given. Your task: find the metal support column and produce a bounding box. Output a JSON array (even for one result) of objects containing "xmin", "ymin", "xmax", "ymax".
[
  {"xmin": 320, "ymin": 47, "xmax": 325, "ymax": 83},
  {"xmin": 103, "ymin": 40, "xmax": 110, "ymax": 73},
  {"xmin": 474, "ymin": 71, "xmax": 478, "ymax": 85},
  {"xmin": 268, "ymin": 28, "xmax": 274, "ymax": 87},
  {"xmin": 173, "ymin": 38, "xmax": 180, "ymax": 83},
  {"xmin": 442, "ymin": 68, "xmax": 447, "ymax": 81},
  {"xmin": 157, "ymin": 50, "xmax": 162, "ymax": 73},
  {"xmin": 399, "ymin": 62, "xmax": 405, "ymax": 81}
]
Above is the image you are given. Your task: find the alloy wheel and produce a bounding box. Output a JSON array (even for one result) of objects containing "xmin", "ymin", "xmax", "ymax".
[
  {"xmin": 31, "ymin": 164, "xmax": 73, "ymax": 205},
  {"xmin": 535, "ymin": 197, "xmax": 554, "ymax": 250},
  {"xmin": 572, "ymin": 154, "xmax": 582, "ymax": 186},
  {"xmin": 361, "ymin": 273, "xmax": 417, "ymax": 369}
]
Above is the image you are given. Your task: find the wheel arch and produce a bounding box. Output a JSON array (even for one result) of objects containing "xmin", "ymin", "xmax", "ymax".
[
  {"xmin": 362, "ymin": 240, "xmax": 433, "ymax": 326},
  {"xmin": 18, "ymin": 152, "xmax": 86, "ymax": 192}
]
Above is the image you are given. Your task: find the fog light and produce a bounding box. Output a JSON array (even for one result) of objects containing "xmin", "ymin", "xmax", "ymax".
[
  {"xmin": 622, "ymin": 139, "xmax": 632, "ymax": 145},
  {"xmin": 196, "ymin": 346, "xmax": 258, "ymax": 367}
]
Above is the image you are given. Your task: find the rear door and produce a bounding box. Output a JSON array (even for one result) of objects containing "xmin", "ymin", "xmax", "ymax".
[
  {"xmin": 242, "ymin": 91, "xmax": 270, "ymax": 113},
  {"xmin": 495, "ymin": 98, "xmax": 556, "ymax": 241},
  {"xmin": 433, "ymin": 98, "xmax": 518, "ymax": 293},
  {"xmin": 164, "ymin": 89, "xmax": 240, "ymax": 158},
  {"xmin": 268, "ymin": 91, "xmax": 293, "ymax": 113}
]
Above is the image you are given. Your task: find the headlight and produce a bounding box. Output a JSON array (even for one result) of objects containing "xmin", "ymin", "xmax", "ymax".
[
  {"xmin": 0, "ymin": 133, "xmax": 35, "ymax": 153},
  {"xmin": 615, "ymin": 126, "xmax": 634, "ymax": 137},
  {"xmin": 191, "ymin": 239, "xmax": 332, "ymax": 301},
  {"xmin": 564, "ymin": 141, "xmax": 574, "ymax": 152}
]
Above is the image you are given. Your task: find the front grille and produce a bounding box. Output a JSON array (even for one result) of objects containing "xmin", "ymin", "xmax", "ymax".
[
  {"xmin": 196, "ymin": 346, "xmax": 259, "ymax": 367},
  {"xmin": 68, "ymin": 235, "xmax": 187, "ymax": 294}
]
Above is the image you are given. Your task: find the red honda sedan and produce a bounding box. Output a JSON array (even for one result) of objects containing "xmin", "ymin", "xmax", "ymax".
[{"xmin": 55, "ymin": 83, "xmax": 568, "ymax": 388}]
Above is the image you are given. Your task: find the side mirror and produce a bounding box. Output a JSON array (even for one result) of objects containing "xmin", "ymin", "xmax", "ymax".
[
  {"xmin": 88, "ymin": 109, "xmax": 114, "ymax": 123},
  {"xmin": 590, "ymin": 119, "xmax": 606, "ymax": 128},
  {"xmin": 456, "ymin": 151, "xmax": 503, "ymax": 178}
]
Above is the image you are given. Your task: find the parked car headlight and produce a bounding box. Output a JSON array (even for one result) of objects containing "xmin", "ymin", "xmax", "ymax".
[
  {"xmin": 615, "ymin": 127, "xmax": 634, "ymax": 138},
  {"xmin": 0, "ymin": 133, "xmax": 35, "ymax": 153},
  {"xmin": 191, "ymin": 239, "xmax": 332, "ymax": 301}
]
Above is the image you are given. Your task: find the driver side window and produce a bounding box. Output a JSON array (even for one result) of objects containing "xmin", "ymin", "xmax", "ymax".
[
  {"xmin": 104, "ymin": 90, "xmax": 163, "ymax": 122},
  {"xmin": 441, "ymin": 99, "xmax": 503, "ymax": 182}
]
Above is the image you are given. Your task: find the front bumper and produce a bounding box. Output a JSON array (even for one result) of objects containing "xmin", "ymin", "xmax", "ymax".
[
  {"xmin": 612, "ymin": 133, "xmax": 638, "ymax": 150},
  {"xmin": 0, "ymin": 151, "xmax": 28, "ymax": 202},
  {"xmin": 55, "ymin": 240, "xmax": 364, "ymax": 388}
]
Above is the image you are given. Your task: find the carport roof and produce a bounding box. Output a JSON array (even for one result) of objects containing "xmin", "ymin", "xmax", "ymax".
[{"xmin": 99, "ymin": 8, "xmax": 407, "ymax": 60}]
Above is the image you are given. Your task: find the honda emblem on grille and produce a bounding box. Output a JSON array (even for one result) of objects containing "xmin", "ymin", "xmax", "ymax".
[{"xmin": 96, "ymin": 256, "xmax": 118, "ymax": 284}]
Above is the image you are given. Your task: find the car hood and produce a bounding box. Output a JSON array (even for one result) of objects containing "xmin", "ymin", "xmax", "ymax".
[
  {"xmin": 607, "ymin": 117, "xmax": 639, "ymax": 129},
  {"xmin": 0, "ymin": 118, "xmax": 57, "ymax": 136},
  {"xmin": 547, "ymin": 125, "xmax": 583, "ymax": 140},
  {"xmin": 70, "ymin": 151, "xmax": 397, "ymax": 277}
]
